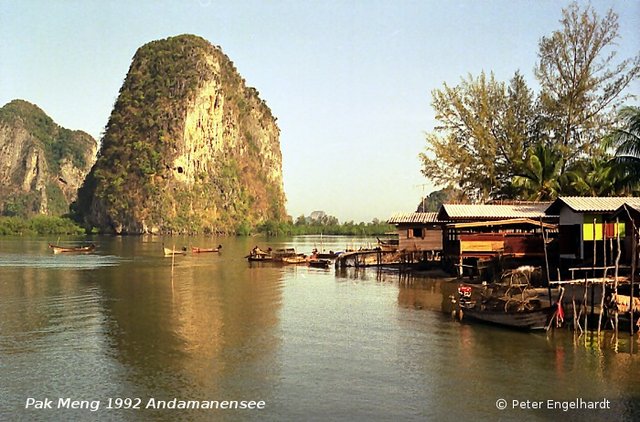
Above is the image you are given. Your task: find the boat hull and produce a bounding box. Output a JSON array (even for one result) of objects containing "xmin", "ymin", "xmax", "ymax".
[
  {"xmin": 461, "ymin": 306, "xmax": 553, "ymax": 331},
  {"xmin": 248, "ymin": 254, "xmax": 273, "ymax": 262},
  {"xmin": 163, "ymin": 247, "xmax": 186, "ymax": 256},
  {"xmin": 49, "ymin": 244, "xmax": 96, "ymax": 254},
  {"xmin": 191, "ymin": 247, "xmax": 220, "ymax": 253},
  {"xmin": 308, "ymin": 259, "xmax": 331, "ymax": 268},
  {"xmin": 281, "ymin": 256, "xmax": 308, "ymax": 264}
]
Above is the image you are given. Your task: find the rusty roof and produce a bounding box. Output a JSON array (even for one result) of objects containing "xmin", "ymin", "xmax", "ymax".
[
  {"xmin": 438, "ymin": 203, "xmax": 550, "ymax": 220},
  {"xmin": 387, "ymin": 212, "xmax": 440, "ymax": 224},
  {"xmin": 546, "ymin": 197, "xmax": 640, "ymax": 214},
  {"xmin": 447, "ymin": 218, "xmax": 558, "ymax": 230}
]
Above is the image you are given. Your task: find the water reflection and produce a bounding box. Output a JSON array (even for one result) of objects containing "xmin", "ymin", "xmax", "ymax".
[{"xmin": 0, "ymin": 236, "xmax": 639, "ymax": 421}]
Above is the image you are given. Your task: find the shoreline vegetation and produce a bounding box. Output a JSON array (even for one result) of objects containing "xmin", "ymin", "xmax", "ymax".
[
  {"xmin": 0, "ymin": 216, "xmax": 85, "ymax": 236},
  {"xmin": 0, "ymin": 216, "xmax": 394, "ymax": 237}
]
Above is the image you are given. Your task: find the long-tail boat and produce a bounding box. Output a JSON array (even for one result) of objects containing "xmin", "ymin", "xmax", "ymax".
[
  {"xmin": 281, "ymin": 255, "xmax": 308, "ymax": 264},
  {"xmin": 163, "ymin": 246, "xmax": 187, "ymax": 256},
  {"xmin": 48, "ymin": 243, "xmax": 96, "ymax": 254},
  {"xmin": 191, "ymin": 245, "xmax": 222, "ymax": 253}
]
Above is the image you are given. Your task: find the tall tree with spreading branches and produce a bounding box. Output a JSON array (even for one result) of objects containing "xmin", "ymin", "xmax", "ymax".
[
  {"xmin": 421, "ymin": 2, "xmax": 640, "ymax": 201},
  {"xmin": 535, "ymin": 2, "xmax": 640, "ymax": 169}
]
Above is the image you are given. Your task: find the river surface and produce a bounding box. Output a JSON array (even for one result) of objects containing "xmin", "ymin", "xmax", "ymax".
[{"xmin": 0, "ymin": 235, "xmax": 638, "ymax": 421}]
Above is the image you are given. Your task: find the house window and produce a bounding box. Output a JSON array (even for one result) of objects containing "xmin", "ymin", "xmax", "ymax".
[{"xmin": 412, "ymin": 228, "xmax": 423, "ymax": 238}]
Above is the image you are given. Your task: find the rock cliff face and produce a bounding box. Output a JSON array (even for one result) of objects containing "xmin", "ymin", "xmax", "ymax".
[
  {"xmin": 78, "ymin": 35, "xmax": 286, "ymax": 234},
  {"xmin": 0, "ymin": 100, "xmax": 97, "ymax": 217}
]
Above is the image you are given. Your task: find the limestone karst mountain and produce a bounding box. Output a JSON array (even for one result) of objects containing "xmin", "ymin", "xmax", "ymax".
[
  {"xmin": 77, "ymin": 34, "xmax": 287, "ymax": 234},
  {"xmin": 0, "ymin": 100, "xmax": 97, "ymax": 217}
]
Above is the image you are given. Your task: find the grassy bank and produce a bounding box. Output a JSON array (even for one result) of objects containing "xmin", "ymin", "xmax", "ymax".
[{"xmin": 0, "ymin": 216, "xmax": 85, "ymax": 236}]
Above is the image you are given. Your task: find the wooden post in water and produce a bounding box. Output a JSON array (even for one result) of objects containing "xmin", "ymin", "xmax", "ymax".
[
  {"xmin": 598, "ymin": 222, "xmax": 609, "ymax": 336},
  {"xmin": 614, "ymin": 218, "xmax": 621, "ymax": 338},
  {"xmin": 631, "ymin": 224, "xmax": 637, "ymax": 338},
  {"xmin": 171, "ymin": 242, "xmax": 176, "ymax": 293},
  {"xmin": 591, "ymin": 218, "xmax": 597, "ymax": 318},
  {"xmin": 583, "ymin": 275, "xmax": 589, "ymax": 334},
  {"xmin": 540, "ymin": 219, "xmax": 552, "ymax": 306},
  {"xmin": 625, "ymin": 205, "xmax": 638, "ymax": 339}
]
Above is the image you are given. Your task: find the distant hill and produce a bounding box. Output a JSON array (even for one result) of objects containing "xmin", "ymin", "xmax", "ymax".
[
  {"xmin": 77, "ymin": 34, "xmax": 287, "ymax": 234},
  {"xmin": 0, "ymin": 100, "xmax": 97, "ymax": 217}
]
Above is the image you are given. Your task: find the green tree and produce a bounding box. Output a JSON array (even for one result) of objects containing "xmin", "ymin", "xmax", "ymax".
[
  {"xmin": 536, "ymin": 2, "xmax": 640, "ymax": 169},
  {"xmin": 512, "ymin": 144, "xmax": 564, "ymax": 201},
  {"xmin": 607, "ymin": 106, "xmax": 640, "ymax": 191},
  {"xmin": 564, "ymin": 155, "xmax": 626, "ymax": 197},
  {"xmin": 420, "ymin": 71, "xmax": 535, "ymax": 201}
]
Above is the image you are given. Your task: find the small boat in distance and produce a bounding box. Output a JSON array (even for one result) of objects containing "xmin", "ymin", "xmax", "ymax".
[
  {"xmin": 308, "ymin": 259, "xmax": 331, "ymax": 269},
  {"xmin": 49, "ymin": 243, "xmax": 96, "ymax": 254},
  {"xmin": 191, "ymin": 245, "xmax": 222, "ymax": 253},
  {"xmin": 163, "ymin": 246, "xmax": 187, "ymax": 256},
  {"xmin": 281, "ymin": 255, "xmax": 308, "ymax": 264},
  {"xmin": 247, "ymin": 246, "xmax": 299, "ymax": 262}
]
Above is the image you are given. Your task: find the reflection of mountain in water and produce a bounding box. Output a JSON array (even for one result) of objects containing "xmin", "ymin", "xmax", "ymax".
[{"xmin": 98, "ymin": 246, "xmax": 284, "ymax": 415}]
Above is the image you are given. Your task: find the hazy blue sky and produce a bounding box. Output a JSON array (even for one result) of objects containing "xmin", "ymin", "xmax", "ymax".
[{"xmin": 1, "ymin": 1, "xmax": 639, "ymax": 222}]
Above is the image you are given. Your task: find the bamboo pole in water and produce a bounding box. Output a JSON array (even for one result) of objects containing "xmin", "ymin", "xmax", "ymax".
[
  {"xmin": 540, "ymin": 219, "xmax": 552, "ymax": 306},
  {"xmin": 591, "ymin": 218, "xmax": 597, "ymax": 319},
  {"xmin": 625, "ymin": 206, "xmax": 638, "ymax": 339},
  {"xmin": 631, "ymin": 226, "xmax": 637, "ymax": 338},
  {"xmin": 583, "ymin": 275, "xmax": 589, "ymax": 334},
  {"xmin": 614, "ymin": 218, "xmax": 621, "ymax": 339},
  {"xmin": 598, "ymin": 222, "xmax": 608, "ymax": 336}
]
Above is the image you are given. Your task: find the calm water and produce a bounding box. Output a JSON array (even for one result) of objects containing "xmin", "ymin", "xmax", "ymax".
[{"xmin": 0, "ymin": 236, "xmax": 639, "ymax": 421}]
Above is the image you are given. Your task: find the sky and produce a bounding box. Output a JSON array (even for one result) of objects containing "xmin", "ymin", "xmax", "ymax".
[{"xmin": 1, "ymin": 0, "xmax": 639, "ymax": 222}]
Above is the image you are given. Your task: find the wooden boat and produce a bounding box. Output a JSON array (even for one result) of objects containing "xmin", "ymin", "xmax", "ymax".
[
  {"xmin": 49, "ymin": 243, "xmax": 96, "ymax": 254},
  {"xmin": 164, "ymin": 247, "xmax": 187, "ymax": 256},
  {"xmin": 317, "ymin": 251, "xmax": 339, "ymax": 259},
  {"xmin": 272, "ymin": 248, "xmax": 298, "ymax": 261},
  {"xmin": 191, "ymin": 245, "xmax": 222, "ymax": 253},
  {"xmin": 308, "ymin": 259, "xmax": 331, "ymax": 268},
  {"xmin": 281, "ymin": 255, "xmax": 308, "ymax": 264},
  {"xmin": 459, "ymin": 304, "xmax": 555, "ymax": 330},
  {"xmin": 248, "ymin": 253, "xmax": 273, "ymax": 262},
  {"xmin": 377, "ymin": 237, "xmax": 399, "ymax": 251},
  {"xmin": 456, "ymin": 271, "xmax": 558, "ymax": 331}
]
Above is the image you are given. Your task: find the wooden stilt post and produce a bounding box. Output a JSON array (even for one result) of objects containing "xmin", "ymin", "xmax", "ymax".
[
  {"xmin": 614, "ymin": 218, "xmax": 621, "ymax": 339},
  {"xmin": 541, "ymin": 219, "xmax": 552, "ymax": 307},
  {"xmin": 583, "ymin": 276, "xmax": 589, "ymax": 334},
  {"xmin": 631, "ymin": 224, "xmax": 637, "ymax": 338},
  {"xmin": 624, "ymin": 205, "xmax": 638, "ymax": 339},
  {"xmin": 591, "ymin": 218, "xmax": 597, "ymax": 319}
]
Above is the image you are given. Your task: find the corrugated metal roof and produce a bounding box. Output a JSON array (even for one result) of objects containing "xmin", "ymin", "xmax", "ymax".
[
  {"xmin": 387, "ymin": 212, "xmax": 439, "ymax": 224},
  {"xmin": 547, "ymin": 197, "xmax": 640, "ymax": 214},
  {"xmin": 439, "ymin": 203, "xmax": 549, "ymax": 220},
  {"xmin": 447, "ymin": 218, "xmax": 558, "ymax": 230}
]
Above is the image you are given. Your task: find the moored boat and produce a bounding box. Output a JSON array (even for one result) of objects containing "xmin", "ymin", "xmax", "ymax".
[
  {"xmin": 455, "ymin": 267, "xmax": 560, "ymax": 331},
  {"xmin": 459, "ymin": 304, "xmax": 555, "ymax": 330},
  {"xmin": 49, "ymin": 243, "xmax": 96, "ymax": 254},
  {"xmin": 281, "ymin": 255, "xmax": 308, "ymax": 264},
  {"xmin": 164, "ymin": 246, "xmax": 187, "ymax": 256},
  {"xmin": 308, "ymin": 259, "xmax": 331, "ymax": 268},
  {"xmin": 191, "ymin": 245, "xmax": 222, "ymax": 253},
  {"xmin": 377, "ymin": 237, "xmax": 399, "ymax": 251},
  {"xmin": 248, "ymin": 253, "xmax": 273, "ymax": 262}
]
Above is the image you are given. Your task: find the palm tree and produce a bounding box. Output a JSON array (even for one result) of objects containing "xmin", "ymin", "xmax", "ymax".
[
  {"xmin": 608, "ymin": 106, "xmax": 640, "ymax": 192},
  {"xmin": 565, "ymin": 157, "xmax": 617, "ymax": 196},
  {"xmin": 512, "ymin": 143, "xmax": 564, "ymax": 201}
]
